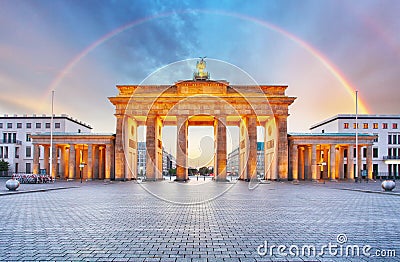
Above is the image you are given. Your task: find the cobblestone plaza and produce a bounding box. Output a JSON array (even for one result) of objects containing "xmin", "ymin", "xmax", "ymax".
[{"xmin": 0, "ymin": 179, "xmax": 399, "ymax": 261}]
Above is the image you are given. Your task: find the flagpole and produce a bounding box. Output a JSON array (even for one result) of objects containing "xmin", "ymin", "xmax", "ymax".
[
  {"xmin": 49, "ymin": 90, "xmax": 55, "ymax": 181},
  {"xmin": 355, "ymin": 90, "xmax": 358, "ymax": 182}
]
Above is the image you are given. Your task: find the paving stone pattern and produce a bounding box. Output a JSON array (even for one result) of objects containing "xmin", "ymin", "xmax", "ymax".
[{"xmin": 0, "ymin": 180, "xmax": 399, "ymax": 261}]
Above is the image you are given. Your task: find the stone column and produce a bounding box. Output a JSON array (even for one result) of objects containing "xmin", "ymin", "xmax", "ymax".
[
  {"xmin": 176, "ymin": 116, "xmax": 188, "ymax": 181},
  {"xmin": 99, "ymin": 146, "xmax": 104, "ymax": 180},
  {"xmin": 44, "ymin": 145, "xmax": 50, "ymax": 175},
  {"xmin": 323, "ymin": 148, "xmax": 329, "ymax": 179},
  {"xmin": 248, "ymin": 116, "xmax": 258, "ymax": 181},
  {"xmin": 105, "ymin": 144, "xmax": 112, "ymax": 181},
  {"xmin": 215, "ymin": 116, "xmax": 227, "ymax": 181},
  {"xmin": 68, "ymin": 144, "xmax": 76, "ymax": 180},
  {"xmin": 59, "ymin": 146, "xmax": 66, "ymax": 179},
  {"xmin": 316, "ymin": 148, "xmax": 321, "ymax": 180},
  {"xmin": 87, "ymin": 144, "xmax": 93, "ymax": 180},
  {"xmin": 93, "ymin": 145, "xmax": 99, "ymax": 180},
  {"xmin": 311, "ymin": 144, "xmax": 317, "ymax": 181},
  {"xmin": 304, "ymin": 146, "xmax": 310, "ymax": 180},
  {"xmin": 291, "ymin": 144, "xmax": 299, "ymax": 182},
  {"xmin": 330, "ymin": 144, "xmax": 336, "ymax": 181},
  {"xmin": 299, "ymin": 146, "xmax": 305, "ymax": 180},
  {"xmin": 357, "ymin": 146, "xmax": 362, "ymax": 179},
  {"xmin": 51, "ymin": 145, "xmax": 57, "ymax": 179},
  {"xmin": 366, "ymin": 145, "xmax": 373, "ymax": 180},
  {"xmin": 115, "ymin": 114, "xmax": 125, "ymax": 180},
  {"xmin": 276, "ymin": 116, "xmax": 289, "ymax": 180},
  {"xmin": 347, "ymin": 145, "xmax": 354, "ymax": 180},
  {"xmin": 33, "ymin": 144, "xmax": 40, "ymax": 175},
  {"xmin": 339, "ymin": 147, "xmax": 345, "ymax": 180},
  {"xmin": 239, "ymin": 117, "xmax": 248, "ymax": 180},
  {"xmin": 126, "ymin": 118, "xmax": 138, "ymax": 180},
  {"xmin": 146, "ymin": 115, "xmax": 163, "ymax": 181}
]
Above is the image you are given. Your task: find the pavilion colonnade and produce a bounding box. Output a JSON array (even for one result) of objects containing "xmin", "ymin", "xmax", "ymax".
[
  {"xmin": 288, "ymin": 134, "xmax": 377, "ymax": 181},
  {"xmin": 31, "ymin": 134, "xmax": 115, "ymax": 180}
]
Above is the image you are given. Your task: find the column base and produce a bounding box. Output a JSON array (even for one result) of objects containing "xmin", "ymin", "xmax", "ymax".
[
  {"xmin": 103, "ymin": 179, "xmax": 111, "ymax": 182},
  {"xmin": 330, "ymin": 179, "xmax": 338, "ymax": 182},
  {"xmin": 243, "ymin": 178, "xmax": 260, "ymax": 182},
  {"xmin": 114, "ymin": 178, "xmax": 130, "ymax": 181},
  {"xmin": 174, "ymin": 178, "xmax": 189, "ymax": 182},
  {"xmin": 292, "ymin": 180, "xmax": 299, "ymax": 184},
  {"xmin": 215, "ymin": 178, "xmax": 229, "ymax": 182}
]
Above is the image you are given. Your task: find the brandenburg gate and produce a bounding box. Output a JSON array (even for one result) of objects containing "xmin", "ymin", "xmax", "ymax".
[{"xmin": 109, "ymin": 59, "xmax": 296, "ymax": 181}]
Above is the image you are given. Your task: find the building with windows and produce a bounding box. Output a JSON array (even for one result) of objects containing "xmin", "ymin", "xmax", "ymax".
[
  {"xmin": 137, "ymin": 142, "xmax": 176, "ymax": 176},
  {"xmin": 227, "ymin": 142, "xmax": 265, "ymax": 177},
  {"xmin": 310, "ymin": 114, "xmax": 400, "ymax": 178},
  {"xmin": 137, "ymin": 142, "xmax": 146, "ymax": 176},
  {"xmin": 0, "ymin": 114, "xmax": 92, "ymax": 174},
  {"xmin": 162, "ymin": 148, "xmax": 176, "ymax": 175}
]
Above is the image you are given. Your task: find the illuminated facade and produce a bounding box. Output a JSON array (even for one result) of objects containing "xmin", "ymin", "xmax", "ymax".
[
  {"xmin": 310, "ymin": 114, "xmax": 400, "ymax": 178},
  {"xmin": 109, "ymin": 79, "xmax": 295, "ymax": 181},
  {"xmin": 0, "ymin": 114, "xmax": 91, "ymax": 174}
]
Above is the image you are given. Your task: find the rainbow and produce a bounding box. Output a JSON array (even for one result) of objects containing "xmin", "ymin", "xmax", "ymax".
[{"xmin": 47, "ymin": 9, "xmax": 370, "ymax": 113}]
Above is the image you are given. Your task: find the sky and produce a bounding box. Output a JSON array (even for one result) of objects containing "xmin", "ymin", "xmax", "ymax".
[{"xmin": 1, "ymin": 0, "xmax": 399, "ymax": 166}]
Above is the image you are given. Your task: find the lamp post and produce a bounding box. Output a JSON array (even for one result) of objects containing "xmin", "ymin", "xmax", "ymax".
[
  {"xmin": 49, "ymin": 90, "xmax": 55, "ymax": 181},
  {"xmin": 79, "ymin": 162, "xmax": 86, "ymax": 183},
  {"xmin": 355, "ymin": 90, "xmax": 359, "ymax": 183}
]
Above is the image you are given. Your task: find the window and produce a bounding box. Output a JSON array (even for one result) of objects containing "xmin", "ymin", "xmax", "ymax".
[
  {"xmin": 373, "ymin": 148, "xmax": 378, "ymax": 158},
  {"xmin": 383, "ymin": 123, "xmax": 388, "ymax": 129},
  {"xmin": 26, "ymin": 123, "xmax": 32, "ymax": 129},
  {"xmin": 373, "ymin": 123, "xmax": 378, "ymax": 129},
  {"xmin": 45, "ymin": 123, "xmax": 50, "ymax": 128},
  {"xmin": 353, "ymin": 123, "xmax": 359, "ymax": 129},
  {"xmin": 353, "ymin": 148, "xmax": 356, "ymax": 158},
  {"xmin": 3, "ymin": 146, "xmax": 8, "ymax": 158},
  {"xmin": 26, "ymin": 163, "xmax": 31, "ymax": 173},
  {"xmin": 373, "ymin": 134, "xmax": 378, "ymax": 143},
  {"xmin": 363, "ymin": 148, "xmax": 367, "ymax": 158},
  {"xmin": 55, "ymin": 123, "xmax": 61, "ymax": 129},
  {"xmin": 7, "ymin": 123, "xmax": 12, "ymax": 129},
  {"xmin": 26, "ymin": 146, "xmax": 31, "ymax": 158},
  {"xmin": 393, "ymin": 123, "xmax": 398, "ymax": 129},
  {"xmin": 0, "ymin": 123, "xmax": 3, "ymax": 128},
  {"xmin": 36, "ymin": 123, "xmax": 41, "ymax": 128},
  {"xmin": 394, "ymin": 135, "xmax": 398, "ymax": 145},
  {"xmin": 344, "ymin": 123, "xmax": 349, "ymax": 129},
  {"xmin": 363, "ymin": 123, "xmax": 368, "ymax": 129},
  {"xmin": 26, "ymin": 134, "xmax": 31, "ymax": 142},
  {"xmin": 344, "ymin": 149, "xmax": 348, "ymax": 158},
  {"xmin": 388, "ymin": 135, "xmax": 392, "ymax": 144}
]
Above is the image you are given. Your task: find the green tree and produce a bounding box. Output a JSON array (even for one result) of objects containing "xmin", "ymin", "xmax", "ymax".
[
  {"xmin": 0, "ymin": 159, "xmax": 10, "ymax": 174},
  {"xmin": 199, "ymin": 166, "xmax": 208, "ymax": 175},
  {"xmin": 188, "ymin": 168, "xmax": 198, "ymax": 175}
]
